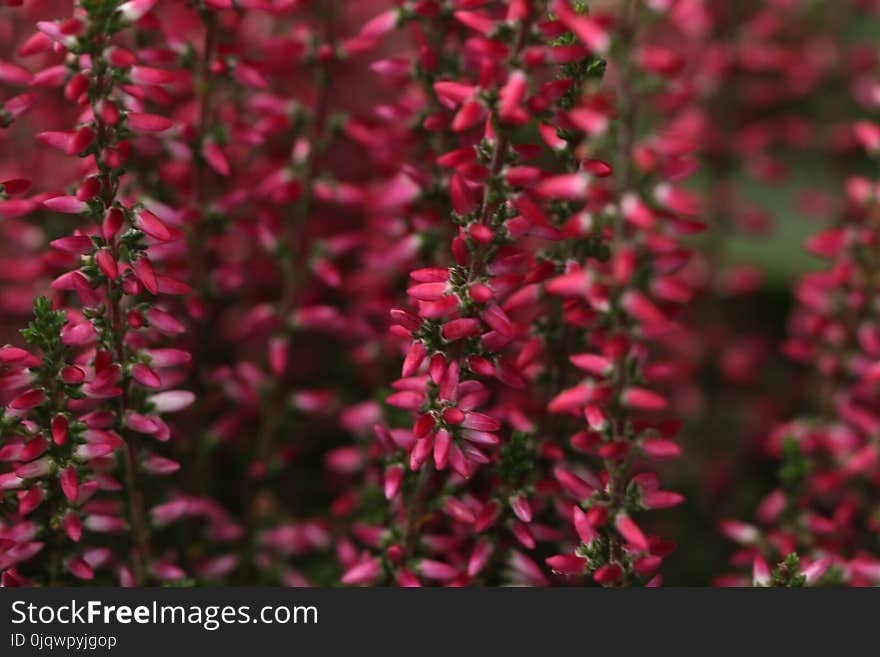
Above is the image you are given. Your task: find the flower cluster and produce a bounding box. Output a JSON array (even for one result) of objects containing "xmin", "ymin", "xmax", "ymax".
[
  {"xmin": 333, "ymin": 0, "xmax": 700, "ymax": 587},
  {"xmin": 720, "ymin": 109, "xmax": 880, "ymax": 588},
  {"xmin": 1, "ymin": 0, "xmax": 197, "ymax": 585}
]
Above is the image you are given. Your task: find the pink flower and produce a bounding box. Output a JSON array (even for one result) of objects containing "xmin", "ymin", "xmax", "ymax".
[
  {"xmin": 546, "ymin": 554, "xmax": 587, "ymax": 575},
  {"xmin": 417, "ymin": 559, "xmax": 459, "ymax": 581},
  {"xmin": 0, "ymin": 60, "xmax": 33, "ymax": 86},
  {"xmin": 42, "ymin": 196, "xmax": 86, "ymax": 215},
  {"xmin": 128, "ymin": 113, "xmax": 173, "ymax": 133},
  {"xmin": 148, "ymin": 391, "xmax": 195, "ymax": 413},
  {"xmin": 341, "ymin": 558, "xmax": 381, "ymax": 586},
  {"xmin": 118, "ymin": 0, "xmax": 157, "ymax": 21}
]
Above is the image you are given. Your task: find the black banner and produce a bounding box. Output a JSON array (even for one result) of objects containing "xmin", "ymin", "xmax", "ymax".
[{"xmin": 0, "ymin": 587, "xmax": 872, "ymax": 655}]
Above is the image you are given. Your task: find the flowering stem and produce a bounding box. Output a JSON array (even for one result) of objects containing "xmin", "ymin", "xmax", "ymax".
[
  {"xmin": 242, "ymin": 2, "xmax": 337, "ymax": 578},
  {"xmin": 478, "ymin": 18, "xmax": 532, "ymax": 227},
  {"xmin": 91, "ymin": 125, "xmax": 151, "ymax": 582},
  {"xmin": 185, "ymin": 8, "xmax": 220, "ymax": 498},
  {"xmin": 188, "ymin": 9, "xmax": 219, "ymax": 301},
  {"xmin": 277, "ymin": 6, "xmax": 335, "ymax": 316},
  {"xmin": 599, "ymin": 0, "xmax": 639, "ymax": 582},
  {"xmin": 403, "ymin": 13, "xmax": 534, "ymax": 560},
  {"xmin": 86, "ymin": 11, "xmax": 152, "ymax": 586}
]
